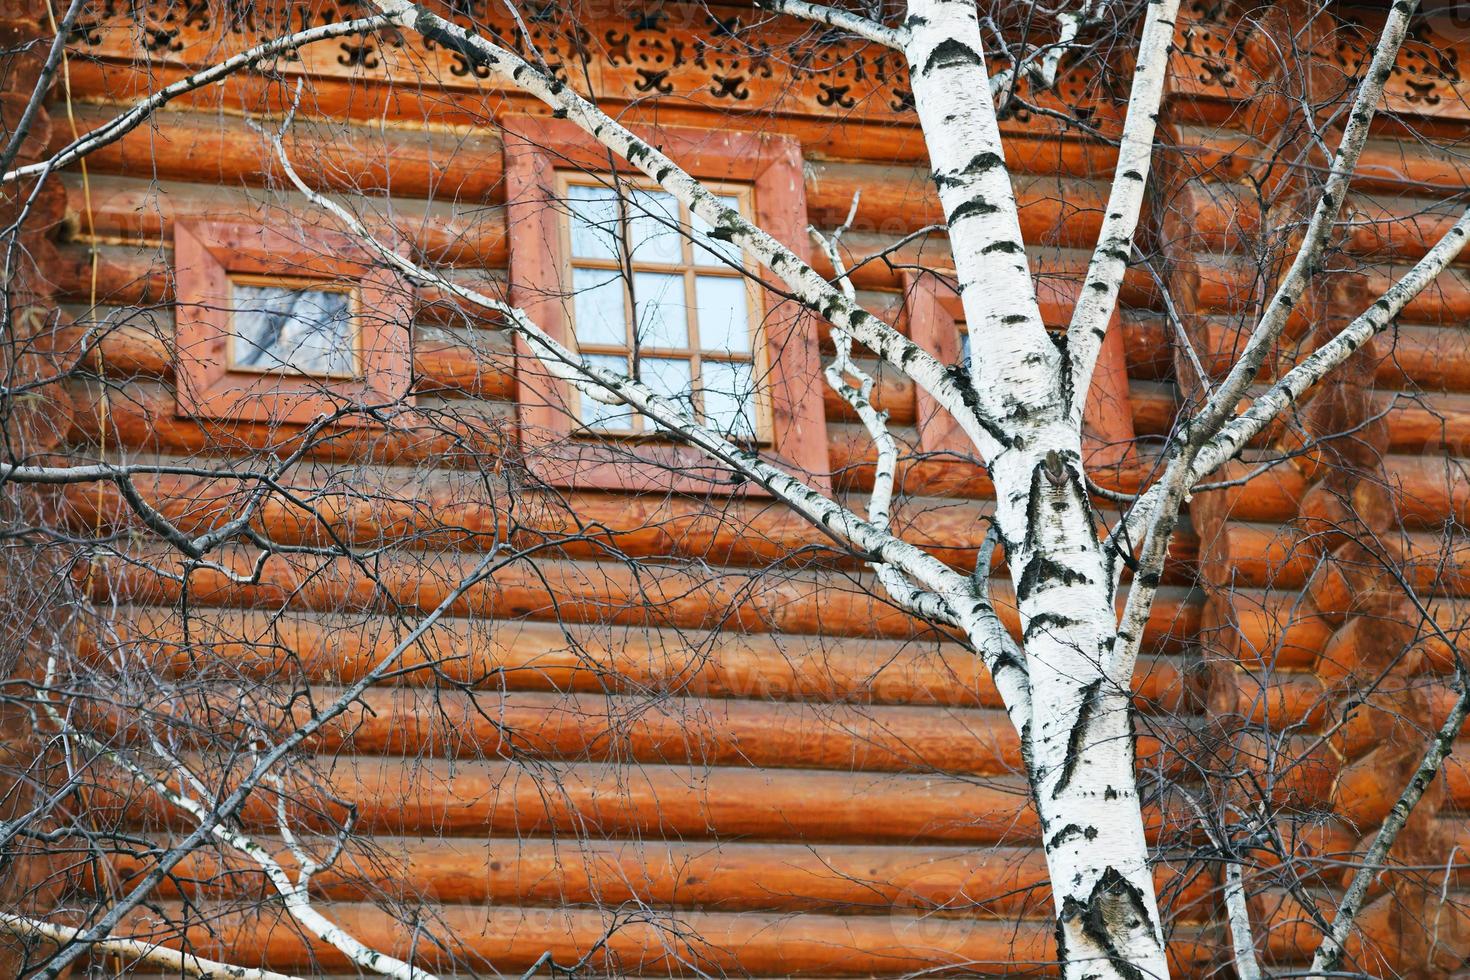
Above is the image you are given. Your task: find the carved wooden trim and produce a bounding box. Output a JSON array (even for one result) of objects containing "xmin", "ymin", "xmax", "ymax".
[
  {"xmin": 173, "ymin": 218, "xmax": 413, "ymax": 425},
  {"xmin": 502, "ymin": 114, "xmax": 830, "ymax": 494}
]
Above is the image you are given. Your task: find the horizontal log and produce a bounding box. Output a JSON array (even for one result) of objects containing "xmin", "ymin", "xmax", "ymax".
[
  {"xmin": 124, "ymin": 835, "xmax": 1217, "ymax": 922},
  {"xmin": 54, "ymin": 461, "xmax": 1198, "ymax": 584},
  {"xmin": 81, "ymin": 545, "xmax": 1202, "ymax": 650},
  {"xmin": 47, "ymin": 103, "xmax": 507, "ymax": 204},
  {"xmin": 1130, "ymin": 380, "xmax": 1178, "ymax": 436},
  {"xmin": 1203, "ymin": 588, "xmax": 1337, "ymax": 671},
  {"xmin": 61, "ymin": 59, "xmax": 1123, "ymax": 177},
  {"xmin": 1170, "ymin": 128, "xmax": 1470, "ymax": 195},
  {"xmin": 48, "ymin": 109, "xmax": 1111, "ymax": 253},
  {"xmin": 109, "ymin": 900, "xmax": 1130, "ymax": 977},
  {"xmin": 97, "ymin": 685, "xmax": 1180, "ymax": 778},
  {"xmin": 1386, "ymin": 453, "xmax": 1470, "ymax": 527},
  {"xmin": 64, "ymin": 379, "xmax": 513, "ymax": 468},
  {"xmin": 49, "ymin": 241, "xmax": 508, "ymax": 330},
  {"xmin": 49, "ymin": 318, "xmax": 517, "ymax": 402},
  {"xmin": 94, "ymin": 755, "xmax": 1048, "ymax": 845},
  {"xmin": 91, "ymin": 607, "xmax": 1192, "ymax": 712},
  {"xmin": 62, "ymin": 173, "xmax": 507, "ymax": 268},
  {"xmin": 1374, "ymin": 322, "xmax": 1470, "ymax": 392},
  {"xmin": 1213, "ymin": 522, "xmax": 1470, "ymax": 595},
  {"xmin": 1183, "ymin": 255, "xmax": 1470, "ymax": 326}
]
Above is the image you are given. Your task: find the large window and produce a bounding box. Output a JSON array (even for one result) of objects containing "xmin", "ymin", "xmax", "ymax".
[
  {"xmin": 562, "ymin": 180, "xmax": 764, "ymax": 442},
  {"xmin": 503, "ymin": 117, "xmax": 831, "ymax": 494}
]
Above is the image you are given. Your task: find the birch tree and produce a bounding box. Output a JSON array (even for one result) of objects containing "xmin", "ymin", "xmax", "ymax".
[{"xmin": 2, "ymin": 1, "xmax": 1469, "ymax": 978}]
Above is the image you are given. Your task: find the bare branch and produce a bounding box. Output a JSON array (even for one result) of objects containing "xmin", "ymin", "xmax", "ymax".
[
  {"xmin": 0, "ymin": 15, "xmax": 392, "ymax": 187},
  {"xmin": 0, "ymin": 912, "xmax": 306, "ymax": 980},
  {"xmin": 754, "ymin": 0, "xmax": 908, "ymax": 49},
  {"xmin": 1065, "ymin": 0, "xmax": 1182, "ymax": 417},
  {"xmin": 1306, "ymin": 677, "xmax": 1470, "ymax": 978}
]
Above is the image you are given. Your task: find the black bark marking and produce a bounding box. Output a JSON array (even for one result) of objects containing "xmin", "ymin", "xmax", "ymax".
[
  {"xmin": 416, "ymin": 11, "xmax": 498, "ymax": 68},
  {"xmin": 946, "ymin": 196, "xmax": 999, "ymax": 225},
  {"xmin": 1051, "ymin": 679, "xmax": 1102, "ymax": 799},
  {"xmin": 923, "ymin": 37, "xmax": 983, "ymax": 74},
  {"xmin": 1047, "ymin": 823, "xmax": 1099, "ymax": 850},
  {"xmin": 1015, "ymin": 554, "xmax": 1090, "ymax": 603},
  {"xmin": 1057, "ymin": 867, "xmax": 1157, "ymax": 980},
  {"xmin": 982, "ymin": 240, "xmax": 1023, "ymax": 254}
]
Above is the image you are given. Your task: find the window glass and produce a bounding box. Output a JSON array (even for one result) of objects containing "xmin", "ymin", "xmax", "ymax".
[
  {"xmin": 567, "ymin": 184, "xmax": 620, "ymax": 261},
  {"xmin": 632, "ymin": 271, "xmax": 689, "ymax": 348},
  {"xmin": 571, "ymin": 268, "xmax": 627, "ymax": 347},
  {"xmin": 694, "ymin": 275, "xmax": 749, "ymax": 353},
  {"xmin": 230, "ymin": 283, "xmax": 356, "ymax": 377},
  {"xmin": 627, "ymin": 189, "xmax": 682, "ymax": 264},
  {"xmin": 702, "ymin": 360, "xmax": 757, "ymax": 440},
  {"xmin": 563, "ymin": 180, "xmax": 762, "ymax": 440},
  {"xmin": 579, "ymin": 353, "xmax": 636, "ymax": 431}
]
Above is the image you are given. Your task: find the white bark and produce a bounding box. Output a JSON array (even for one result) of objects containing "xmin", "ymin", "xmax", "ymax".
[
  {"xmin": 1065, "ymin": 0, "xmax": 1180, "ymax": 427},
  {"xmin": 900, "ymin": 5, "xmax": 1166, "ymax": 978},
  {"xmin": 0, "ymin": 912, "xmax": 307, "ymax": 980}
]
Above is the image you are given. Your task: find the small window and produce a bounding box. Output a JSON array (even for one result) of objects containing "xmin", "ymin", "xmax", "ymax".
[
  {"xmin": 173, "ymin": 220, "xmax": 412, "ymax": 425},
  {"xmin": 560, "ymin": 179, "xmax": 765, "ymax": 443},
  {"xmin": 228, "ymin": 278, "xmax": 359, "ymax": 378}
]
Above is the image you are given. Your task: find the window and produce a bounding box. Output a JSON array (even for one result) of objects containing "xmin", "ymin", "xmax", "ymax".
[
  {"xmin": 227, "ymin": 279, "xmax": 357, "ymax": 378},
  {"xmin": 504, "ymin": 117, "xmax": 830, "ymax": 494},
  {"xmin": 173, "ymin": 220, "xmax": 412, "ymax": 425},
  {"xmin": 903, "ymin": 271, "xmax": 1135, "ymax": 469},
  {"xmin": 561, "ymin": 179, "xmax": 764, "ymax": 442}
]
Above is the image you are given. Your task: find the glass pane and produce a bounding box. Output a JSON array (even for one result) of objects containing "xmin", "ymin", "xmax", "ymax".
[
  {"xmin": 692, "ymin": 194, "xmax": 744, "ymax": 267},
  {"xmin": 571, "ymin": 268, "xmax": 627, "ymax": 347},
  {"xmin": 230, "ymin": 283, "xmax": 356, "ymax": 377},
  {"xmin": 632, "ymin": 271, "xmax": 688, "ymax": 349},
  {"xmin": 580, "ymin": 352, "xmax": 635, "ymax": 432},
  {"xmin": 702, "ymin": 360, "xmax": 757, "ymax": 440},
  {"xmin": 960, "ymin": 330, "xmax": 971, "ymax": 370},
  {"xmin": 694, "ymin": 275, "xmax": 750, "ymax": 353},
  {"xmin": 567, "ymin": 184, "xmax": 620, "ymax": 261},
  {"xmin": 628, "ymin": 188, "xmax": 682, "ymax": 265},
  {"xmin": 639, "ymin": 357, "xmax": 695, "ymax": 423}
]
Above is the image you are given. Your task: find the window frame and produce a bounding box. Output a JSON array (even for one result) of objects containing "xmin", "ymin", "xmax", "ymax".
[
  {"xmin": 902, "ymin": 270, "xmax": 1135, "ymax": 469},
  {"xmin": 555, "ymin": 173, "xmax": 772, "ymax": 444},
  {"xmin": 173, "ymin": 219, "xmax": 413, "ymax": 425},
  {"xmin": 503, "ymin": 116, "xmax": 830, "ymax": 494}
]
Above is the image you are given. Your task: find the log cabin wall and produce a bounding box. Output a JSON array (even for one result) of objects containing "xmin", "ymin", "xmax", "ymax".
[{"xmin": 11, "ymin": 0, "xmax": 1470, "ymax": 974}]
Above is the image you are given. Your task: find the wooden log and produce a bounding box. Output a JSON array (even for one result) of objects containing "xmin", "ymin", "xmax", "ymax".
[
  {"xmin": 48, "ymin": 109, "xmax": 1109, "ymax": 252},
  {"xmin": 1218, "ymin": 521, "xmax": 1470, "ymax": 594},
  {"xmin": 48, "ymin": 318, "xmax": 517, "ymax": 401},
  {"xmin": 80, "ymin": 545, "xmax": 1202, "ymax": 650},
  {"xmin": 47, "ymin": 103, "xmax": 507, "ymax": 203},
  {"xmin": 1204, "ymin": 588, "xmax": 1337, "ymax": 671},
  {"xmin": 1385, "ymin": 453, "xmax": 1470, "ymax": 528},
  {"xmin": 98, "ymin": 685, "xmax": 1180, "ymax": 779},
  {"xmin": 90, "ymin": 607, "xmax": 1192, "ymax": 712},
  {"xmin": 61, "ymin": 60, "xmax": 1123, "ymax": 178},
  {"xmin": 61, "ymin": 173, "xmax": 508, "ymax": 268},
  {"xmin": 54, "ymin": 451, "xmax": 1198, "ymax": 582},
  {"xmin": 64, "ymin": 380, "xmax": 513, "ymax": 468},
  {"xmin": 1130, "ymin": 380, "xmax": 1179, "ymax": 436},
  {"xmin": 93, "ymin": 754, "xmax": 1054, "ymax": 844},
  {"xmin": 108, "ymin": 899, "xmax": 1092, "ymax": 977},
  {"xmin": 122, "ymin": 835, "xmax": 1218, "ymax": 922},
  {"xmin": 1373, "ymin": 323, "xmax": 1470, "ymax": 392}
]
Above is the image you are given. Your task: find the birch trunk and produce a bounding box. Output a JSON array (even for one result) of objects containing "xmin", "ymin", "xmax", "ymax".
[{"xmin": 903, "ymin": 4, "xmax": 1169, "ymax": 977}]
